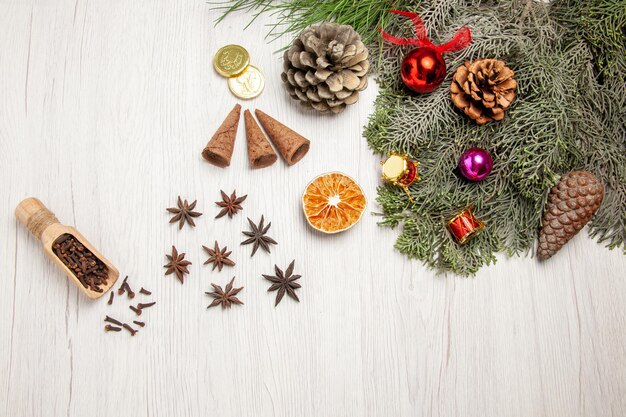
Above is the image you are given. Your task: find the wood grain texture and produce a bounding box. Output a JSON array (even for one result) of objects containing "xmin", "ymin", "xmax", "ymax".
[{"xmin": 1, "ymin": 1, "xmax": 625, "ymax": 416}]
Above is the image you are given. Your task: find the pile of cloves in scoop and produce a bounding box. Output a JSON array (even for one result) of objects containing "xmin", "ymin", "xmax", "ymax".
[
  {"xmin": 53, "ymin": 234, "xmax": 109, "ymax": 292},
  {"xmin": 103, "ymin": 276, "xmax": 156, "ymax": 336}
]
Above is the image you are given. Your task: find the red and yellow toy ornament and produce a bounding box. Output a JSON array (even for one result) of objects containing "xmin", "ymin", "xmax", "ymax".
[
  {"xmin": 378, "ymin": 10, "xmax": 472, "ymax": 93},
  {"xmin": 381, "ymin": 153, "xmax": 420, "ymax": 202},
  {"xmin": 447, "ymin": 206, "xmax": 484, "ymax": 244}
]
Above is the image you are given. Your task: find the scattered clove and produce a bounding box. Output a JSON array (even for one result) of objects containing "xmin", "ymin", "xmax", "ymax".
[
  {"xmin": 124, "ymin": 282, "xmax": 135, "ymax": 299},
  {"xmin": 105, "ymin": 324, "xmax": 121, "ymax": 332},
  {"xmin": 117, "ymin": 276, "xmax": 128, "ymax": 295},
  {"xmin": 102, "ymin": 283, "xmax": 155, "ymax": 337},
  {"xmin": 122, "ymin": 323, "xmax": 137, "ymax": 336},
  {"xmin": 104, "ymin": 316, "xmax": 123, "ymax": 326}
]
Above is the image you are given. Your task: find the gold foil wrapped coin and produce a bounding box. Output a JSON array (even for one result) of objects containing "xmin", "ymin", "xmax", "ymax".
[
  {"xmin": 214, "ymin": 44, "xmax": 250, "ymax": 78},
  {"xmin": 227, "ymin": 65, "xmax": 265, "ymax": 100},
  {"xmin": 381, "ymin": 153, "xmax": 420, "ymax": 202}
]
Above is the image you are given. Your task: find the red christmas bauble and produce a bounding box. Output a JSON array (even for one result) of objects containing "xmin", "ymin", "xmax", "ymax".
[{"xmin": 400, "ymin": 47, "xmax": 446, "ymax": 93}]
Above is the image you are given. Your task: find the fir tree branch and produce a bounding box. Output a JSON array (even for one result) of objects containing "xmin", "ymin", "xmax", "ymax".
[{"xmin": 213, "ymin": 0, "xmax": 626, "ymax": 274}]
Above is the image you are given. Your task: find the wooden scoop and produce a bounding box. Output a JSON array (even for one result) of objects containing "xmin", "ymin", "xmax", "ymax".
[{"xmin": 15, "ymin": 197, "xmax": 119, "ymax": 299}]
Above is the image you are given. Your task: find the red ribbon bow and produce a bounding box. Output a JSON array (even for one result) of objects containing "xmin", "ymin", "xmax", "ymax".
[{"xmin": 377, "ymin": 10, "xmax": 472, "ymax": 55}]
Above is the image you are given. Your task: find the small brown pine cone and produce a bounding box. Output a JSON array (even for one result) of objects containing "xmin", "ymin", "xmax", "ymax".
[
  {"xmin": 537, "ymin": 171, "xmax": 604, "ymax": 260},
  {"xmin": 450, "ymin": 59, "xmax": 517, "ymax": 125}
]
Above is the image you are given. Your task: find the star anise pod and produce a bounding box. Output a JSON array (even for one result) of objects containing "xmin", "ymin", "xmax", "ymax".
[
  {"xmin": 241, "ymin": 215, "xmax": 277, "ymax": 256},
  {"xmin": 206, "ymin": 277, "xmax": 244, "ymax": 309},
  {"xmin": 167, "ymin": 196, "xmax": 202, "ymax": 229},
  {"xmin": 163, "ymin": 245, "xmax": 191, "ymax": 284},
  {"xmin": 203, "ymin": 241, "xmax": 235, "ymax": 271},
  {"xmin": 263, "ymin": 260, "xmax": 301, "ymax": 306},
  {"xmin": 215, "ymin": 190, "xmax": 247, "ymax": 219}
]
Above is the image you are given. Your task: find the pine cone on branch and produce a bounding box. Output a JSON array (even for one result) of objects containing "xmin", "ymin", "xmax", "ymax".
[
  {"xmin": 451, "ymin": 59, "xmax": 517, "ymax": 125},
  {"xmin": 538, "ymin": 171, "xmax": 604, "ymax": 260},
  {"xmin": 281, "ymin": 22, "xmax": 370, "ymax": 114}
]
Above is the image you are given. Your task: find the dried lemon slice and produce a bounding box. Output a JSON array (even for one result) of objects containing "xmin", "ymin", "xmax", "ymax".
[{"xmin": 302, "ymin": 172, "xmax": 367, "ymax": 234}]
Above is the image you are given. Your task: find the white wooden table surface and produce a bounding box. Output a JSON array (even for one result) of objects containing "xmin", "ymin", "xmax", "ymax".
[{"xmin": 1, "ymin": 2, "xmax": 625, "ymax": 416}]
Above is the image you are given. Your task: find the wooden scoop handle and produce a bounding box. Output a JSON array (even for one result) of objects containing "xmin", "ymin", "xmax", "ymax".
[
  {"xmin": 15, "ymin": 197, "xmax": 60, "ymax": 240},
  {"xmin": 15, "ymin": 197, "xmax": 120, "ymax": 299}
]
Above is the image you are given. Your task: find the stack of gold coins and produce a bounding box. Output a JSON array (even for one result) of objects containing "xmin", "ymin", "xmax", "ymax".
[{"xmin": 213, "ymin": 44, "xmax": 265, "ymax": 100}]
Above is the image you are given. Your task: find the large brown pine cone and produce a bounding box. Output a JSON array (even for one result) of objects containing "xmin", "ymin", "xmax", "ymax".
[
  {"xmin": 281, "ymin": 22, "xmax": 370, "ymax": 114},
  {"xmin": 538, "ymin": 171, "xmax": 604, "ymax": 260},
  {"xmin": 450, "ymin": 59, "xmax": 517, "ymax": 125}
]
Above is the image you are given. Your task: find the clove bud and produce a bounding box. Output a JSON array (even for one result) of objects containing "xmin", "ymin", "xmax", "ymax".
[
  {"xmin": 124, "ymin": 282, "xmax": 135, "ymax": 299},
  {"xmin": 122, "ymin": 323, "xmax": 137, "ymax": 336},
  {"xmin": 117, "ymin": 276, "xmax": 128, "ymax": 295},
  {"xmin": 105, "ymin": 324, "xmax": 121, "ymax": 332},
  {"xmin": 104, "ymin": 316, "xmax": 123, "ymax": 326}
]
